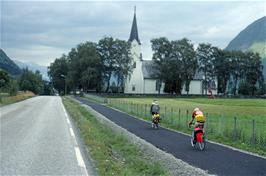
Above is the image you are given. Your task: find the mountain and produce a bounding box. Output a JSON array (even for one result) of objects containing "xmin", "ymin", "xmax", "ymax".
[
  {"xmin": 14, "ymin": 60, "xmax": 49, "ymax": 81},
  {"xmin": 226, "ymin": 16, "xmax": 266, "ymax": 78},
  {"xmin": 0, "ymin": 49, "xmax": 21, "ymax": 76}
]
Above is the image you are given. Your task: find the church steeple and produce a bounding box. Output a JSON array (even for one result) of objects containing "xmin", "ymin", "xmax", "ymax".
[{"xmin": 129, "ymin": 6, "xmax": 141, "ymax": 45}]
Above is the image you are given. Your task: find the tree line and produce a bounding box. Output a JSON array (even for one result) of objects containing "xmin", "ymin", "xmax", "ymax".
[
  {"xmin": 151, "ymin": 37, "xmax": 265, "ymax": 95},
  {"xmin": 0, "ymin": 68, "xmax": 53, "ymax": 96},
  {"xmin": 48, "ymin": 36, "xmax": 265, "ymax": 96},
  {"xmin": 48, "ymin": 37, "xmax": 132, "ymax": 95}
]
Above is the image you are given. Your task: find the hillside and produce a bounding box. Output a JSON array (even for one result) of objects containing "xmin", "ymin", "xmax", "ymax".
[
  {"xmin": 0, "ymin": 49, "xmax": 21, "ymax": 76},
  {"xmin": 226, "ymin": 16, "xmax": 266, "ymax": 51},
  {"xmin": 226, "ymin": 16, "xmax": 266, "ymax": 78},
  {"xmin": 14, "ymin": 60, "xmax": 49, "ymax": 81}
]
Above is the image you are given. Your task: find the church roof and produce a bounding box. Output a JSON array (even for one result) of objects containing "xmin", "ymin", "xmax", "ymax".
[
  {"xmin": 142, "ymin": 60, "xmax": 204, "ymax": 80},
  {"xmin": 129, "ymin": 7, "xmax": 141, "ymax": 45},
  {"xmin": 142, "ymin": 60, "xmax": 158, "ymax": 79}
]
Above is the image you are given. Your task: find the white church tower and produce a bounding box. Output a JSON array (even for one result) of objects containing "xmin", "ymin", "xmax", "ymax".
[{"xmin": 124, "ymin": 7, "xmax": 144, "ymax": 93}]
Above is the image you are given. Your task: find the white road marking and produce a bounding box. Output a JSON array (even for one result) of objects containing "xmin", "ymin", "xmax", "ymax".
[
  {"xmin": 61, "ymin": 98, "xmax": 89, "ymax": 176},
  {"xmin": 70, "ymin": 128, "xmax": 74, "ymax": 137},
  {"xmin": 75, "ymin": 147, "xmax": 86, "ymax": 167},
  {"xmin": 75, "ymin": 147, "xmax": 89, "ymax": 176}
]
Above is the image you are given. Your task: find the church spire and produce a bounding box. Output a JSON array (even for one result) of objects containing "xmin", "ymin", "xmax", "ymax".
[{"xmin": 129, "ymin": 6, "xmax": 141, "ymax": 45}]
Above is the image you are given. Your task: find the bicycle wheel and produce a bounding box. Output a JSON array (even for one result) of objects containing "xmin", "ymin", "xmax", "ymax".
[{"xmin": 198, "ymin": 141, "xmax": 206, "ymax": 151}]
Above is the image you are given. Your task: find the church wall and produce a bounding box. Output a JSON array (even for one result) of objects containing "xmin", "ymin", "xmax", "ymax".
[
  {"xmin": 181, "ymin": 80, "xmax": 218, "ymax": 95},
  {"xmin": 143, "ymin": 79, "xmax": 165, "ymax": 94},
  {"xmin": 124, "ymin": 40, "xmax": 144, "ymax": 94},
  {"xmin": 181, "ymin": 80, "xmax": 203, "ymax": 95}
]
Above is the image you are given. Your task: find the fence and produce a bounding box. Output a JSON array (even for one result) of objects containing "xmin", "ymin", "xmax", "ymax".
[{"xmin": 107, "ymin": 98, "xmax": 266, "ymax": 149}]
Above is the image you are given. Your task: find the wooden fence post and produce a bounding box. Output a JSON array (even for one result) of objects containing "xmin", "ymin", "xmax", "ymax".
[
  {"xmin": 252, "ymin": 120, "xmax": 256, "ymax": 145},
  {"xmin": 178, "ymin": 109, "xmax": 181, "ymax": 127},
  {"xmin": 145, "ymin": 104, "xmax": 147, "ymax": 118},
  {"xmin": 233, "ymin": 117, "xmax": 237, "ymax": 141},
  {"xmin": 171, "ymin": 107, "xmax": 173, "ymax": 123},
  {"xmin": 165, "ymin": 106, "xmax": 167, "ymax": 119},
  {"xmin": 205, "ymin": 113, "xmax": 208, "ymax": 129},
  {"xmin": 137, "ymin": 104, "xmax": 139, "ymax": 116},
  {"xmin": 186, "ymin": 110, "xmax": 189, "ymax": 122}
]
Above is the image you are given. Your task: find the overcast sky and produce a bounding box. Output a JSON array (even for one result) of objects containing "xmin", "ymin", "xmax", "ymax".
[{"xmin": 1, "ymin": 1, "xmax": 266, "ymax": 66}]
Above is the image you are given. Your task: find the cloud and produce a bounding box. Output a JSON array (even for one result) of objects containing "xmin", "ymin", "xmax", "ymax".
[
  {"xmin": 4, "ymin": 45, "xmax": 67, "ymax": 66},
  {"xmin": 1, "ymin": 1, "xmax": 265, "ymax": 65}
]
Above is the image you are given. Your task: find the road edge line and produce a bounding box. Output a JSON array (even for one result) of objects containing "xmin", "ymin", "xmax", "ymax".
[{"xmin": 61, "ymin": 98, "xmax": 89, "ymax": 176}]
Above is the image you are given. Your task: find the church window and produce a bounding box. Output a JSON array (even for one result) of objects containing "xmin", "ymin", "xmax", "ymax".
[
  {"xmin": 133, "ymin": 62, "xmax": 136, "ymax": 68},
  {"xmin": 132, "ymin": 85, "xmax": 136, "ymax": 91}
]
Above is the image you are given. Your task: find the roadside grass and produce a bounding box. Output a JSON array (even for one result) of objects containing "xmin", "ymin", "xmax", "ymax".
[
  {"xmin": 0, "ymin": 91, "xmax": 35, "ymax": 106},
  {"xmin": 83, "ymin": 95, "xmax": 266, "ymax": 156},
  {"xmin": 62, "ymin": 97, "xmax": 169, "ymax": 176}
]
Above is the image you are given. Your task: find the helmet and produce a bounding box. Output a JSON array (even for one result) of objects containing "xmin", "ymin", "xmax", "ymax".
[
  {"xmin": 152, "ymin": 100, "xmax": 158, "ymax": 105},
  {"xmin": 193, "ymin": 108, "xmax": 200, "ymax": 112}
]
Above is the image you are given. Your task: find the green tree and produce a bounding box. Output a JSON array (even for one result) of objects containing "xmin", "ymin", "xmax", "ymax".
[
  {"xmin": 224, "ymin": 50, "xmax": 263, "ymax": 96},
  {"xmin": 42, "ymin": 80, "xmax": 54, "ymax": 95},
  {"xmin": 213, "ymin": 49, "xmax": 231, "ymax": 94},
  {"xmin": 238, "ymin": 81, "xmax": 252, "ymax": 95},
  {"xmin": 0, "ymin": 69, "xmax": 10, "ymax": 90},
  {"xmin": 97, "ymin": 37, "xmax": 117, "ymax": 92},
  {"xmin": 67, "ymin": 48, "xmax": 79, "ymax": 91},
  {"xmin": 48, "ymin": 55, "xmax": 69, "ymax": 95},
  {"xmin": 69, "ymin": 42, "xmax": 102, "ymax": 92},
  {"xmin": 229, "ymin": 51, "xmax": 246, "ymax": 95},
  {"xmin": 175, "ymin": 38, "xmax": 196, "ymax": 95},
  {"xmin": 18, "ymin": 68, "xmax": 43, "ymax": 94},
  {"xmin": 197, "ymin": 43, "xmax": 217, "ymax": 95},
  {"xmin": 113, "ymin": 39, "xmax": 132, "ymax": 93},
  {"xmin": 151, "ymin": 37, "xmax": 175, "ymax": 94},
  {"xmin": 97, "ymin": 37, "xmax": 132, "ymax": 93},
  {"xmin": 151, "ymin": 38, "xmax": 197, "ymax": 94},
  {"xmin": 8, "ymin": 79, "xmax": 18, "ymax": 96},
  {"xmin": 244, "ymin": 52, "xmax": 263, "ymax": 95}
]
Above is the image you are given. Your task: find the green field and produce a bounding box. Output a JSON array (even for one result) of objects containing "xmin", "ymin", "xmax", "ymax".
[
  {"xmin": 85, "ymin": 95, "xmax": 266, "ymax": 156},
  {"xmin": 111, "ymin": 97, "xmax": 266, "ymax": 120}
]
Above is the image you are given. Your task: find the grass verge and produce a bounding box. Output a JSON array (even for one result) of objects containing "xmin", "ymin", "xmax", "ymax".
[
  {"xmin": 62, "ymin": 97, "xmax": 169, "ymax": 176},
  {"xmin": 0, "ymin": 91, "xmax": 35, "ymax": 106}
]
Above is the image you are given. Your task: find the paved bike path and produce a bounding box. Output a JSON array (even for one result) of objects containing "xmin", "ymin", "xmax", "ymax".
[{"xmin": 76, "ymin": 97, "xmax": 266, "ymax": 176}]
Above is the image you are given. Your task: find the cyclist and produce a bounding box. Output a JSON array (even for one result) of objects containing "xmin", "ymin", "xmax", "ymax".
[
  {"xmin": 150, "ymin": 100, "xmax": 160, "ymax": 125},
  {"xmin": 188, "ymin": 108, "xmax": 206, "ymax": 145},
  {"xmin": 150, "ymin": 100, "xmax": 160, "ymax": 116}
]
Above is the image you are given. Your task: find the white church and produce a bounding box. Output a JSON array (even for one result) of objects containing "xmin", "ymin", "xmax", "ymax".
[{"xmin": 124, "ymin": 9, "xmax": 217, "ymax": 95}]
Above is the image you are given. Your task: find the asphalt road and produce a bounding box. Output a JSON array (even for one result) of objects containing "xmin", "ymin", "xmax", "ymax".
[
  {"xmin": 0, "ymin": 96, "xmax": 88, "ymax": 175},
  {"xmin": 76, "ymin": 97, "xmax": 266, "ymax": 176}
]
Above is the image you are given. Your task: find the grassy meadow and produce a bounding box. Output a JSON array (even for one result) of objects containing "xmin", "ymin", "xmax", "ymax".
[
  {"xmin": 111, "ymin": 97, "xmax": 266, "ymax": 120},
  {"xmin": 84, "ymin": 94, "xmax": 266, "ymax": 156}
]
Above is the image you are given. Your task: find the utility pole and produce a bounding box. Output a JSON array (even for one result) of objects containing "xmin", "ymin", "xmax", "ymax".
[{"xmin": 61, "ymin": 74, "xmax": 67, "ymax": 95}]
